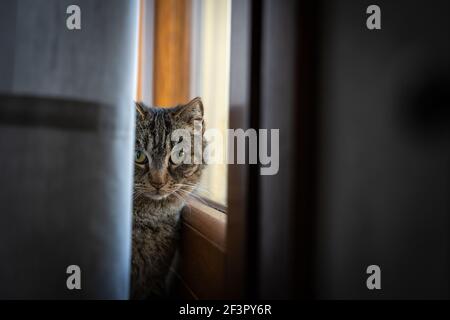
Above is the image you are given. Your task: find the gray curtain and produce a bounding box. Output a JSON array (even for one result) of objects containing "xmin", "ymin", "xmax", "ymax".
[{"xmin": 0, "ymin": 0, "xmax": 138, "ymax": 299}]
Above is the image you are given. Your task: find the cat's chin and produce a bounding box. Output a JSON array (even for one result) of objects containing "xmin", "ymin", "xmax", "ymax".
[{"xmin": 145, "ymin": 193, "xmax": 168, "ymax": 201}]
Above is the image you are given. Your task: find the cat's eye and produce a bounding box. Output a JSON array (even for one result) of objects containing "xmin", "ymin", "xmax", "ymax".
[
  {"xmin": 173, "ymin": 149, "xmax": 185, "ymax": 163},
  {"xmin": 170, "ymin": 148, "xmax": 185, "ymax": 166},
  {"xmin": 135, "ymin": 150, "xmax": 147, "ymax": 164}
]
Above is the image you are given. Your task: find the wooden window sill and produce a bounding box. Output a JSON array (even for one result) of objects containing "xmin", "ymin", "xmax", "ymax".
[
  {"xmin": 169, "ymin": 197, "xmax": 227, "ymax": 299},
  {"xmin": 182, "ymin": 198, "xmax": 226, "ymax": 251}
]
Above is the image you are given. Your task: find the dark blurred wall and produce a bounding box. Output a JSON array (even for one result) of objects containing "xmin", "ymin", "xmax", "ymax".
[
  {"xmin": 316, "ymin": 0, "xmax": 450, "ymax": 298},
  {"xmin": 0, "ymin": 0, "xmax": 138, "ymax": 299}
]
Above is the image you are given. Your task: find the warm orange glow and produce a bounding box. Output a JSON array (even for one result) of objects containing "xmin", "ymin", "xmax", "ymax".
[{"xmin": 153, "ymin": 0, "xmax": 191, "ymax": 107}]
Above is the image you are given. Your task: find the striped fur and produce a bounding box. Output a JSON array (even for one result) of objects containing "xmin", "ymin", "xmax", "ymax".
[{"xmin": 131, "ymin": 98, "xmax": 205, "ymax": 299}]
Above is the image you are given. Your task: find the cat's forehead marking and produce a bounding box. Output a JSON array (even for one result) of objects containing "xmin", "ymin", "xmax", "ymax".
[
  {"xmin": 136, "ymin": 113, "xmax": 151, "ymax": 149},
  {"xmin": 135, "ymin": 107, "xmax": 173, "ymax": 167},
  {"xmin": 150, "ymin": 110, "xmax": 168, "ymax": 146}
]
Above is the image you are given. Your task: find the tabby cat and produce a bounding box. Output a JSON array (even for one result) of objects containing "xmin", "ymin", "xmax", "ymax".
[{"xmin": 131, "ymin": 97, "xmax": 205, "ymax": 299}]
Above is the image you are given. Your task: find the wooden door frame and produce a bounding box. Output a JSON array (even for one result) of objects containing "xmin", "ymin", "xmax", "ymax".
[{"xmin": 226, "ymin": 0, "xmax": 320, "ymax": 299}]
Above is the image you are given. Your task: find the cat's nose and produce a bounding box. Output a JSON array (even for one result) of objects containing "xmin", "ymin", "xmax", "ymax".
[{"xmin": 150, "ymin": 181, "xmax": 165, "ymax": 190}]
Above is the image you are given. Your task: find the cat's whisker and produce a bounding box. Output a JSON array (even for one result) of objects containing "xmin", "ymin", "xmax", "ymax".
[
  {"xmin": 178, "ymin": 186, "xmax": 197, "ymax": 192},
  {"xmin": 176, "ymin": 188, "xmax": 210, "ymax": 207},
  {"xmin": 133, "ymin": 189, "xmax": 147, "ymax": 201},
  {"xmin": 189, "ymin": 194, "xmax": 210, "ymax": 206},
  {"xmin": 172, "ymin": 191, "xmax": 188, "ymax": 204},
  {"xmin": 174, "ymin": 183, "xmax": 203, "ymax": 192},
  {"xmin": 178, "ymin": 186, "xmax": 212, "ymax": 199},
  {"xmin": 177, "ymin": 188, "xmax": 193, "ymax": 200},
  {"xmin": 175, "ymin": 182, "xmax": 212, "ymax": 195},
  {"xmin": 192, "ymin": 187, "xmax": 212, "ymax": 196}
]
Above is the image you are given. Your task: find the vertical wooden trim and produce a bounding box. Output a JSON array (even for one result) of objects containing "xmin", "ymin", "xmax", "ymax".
[
  {"xmin": 153, "ymin": 0, "xmax": 191, "ymax": 107},
  {"xmin": 136, "ymin": 0, "xmax": 144, "ymax": 101},
  {"xmin": 226, "ymin": 0, "xmax": 259, "ymax": 299},
  {"xmin": 226, "ymin": 0, "xmax": 319, "ymax": 299}
]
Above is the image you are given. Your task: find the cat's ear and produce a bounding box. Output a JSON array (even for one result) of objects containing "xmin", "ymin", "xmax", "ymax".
[
  {"xmin": 135, "ymin": 101, "xmax": 147, "ymax": 119},
  {"xmin": 172, "ymin": 97, "xmax": 204, "ymax": 124}
]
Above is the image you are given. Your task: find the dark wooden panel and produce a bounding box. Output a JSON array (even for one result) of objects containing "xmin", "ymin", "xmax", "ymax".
[
  {"xmin": 170, "ymin": 201, "xmax": 226, "ymax": 299},
  {"xmin": 226, "ymin": 0, "xmax": 319, "ymax": 299},
  {"xmin": 226, "ymin": 0, "xmax": 258, "ymax": 299}
]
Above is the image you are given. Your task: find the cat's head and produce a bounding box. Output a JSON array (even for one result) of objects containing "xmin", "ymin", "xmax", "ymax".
[{"xmin": 134, "ymin": 97, "xmax": 205, "ymax": 203}]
